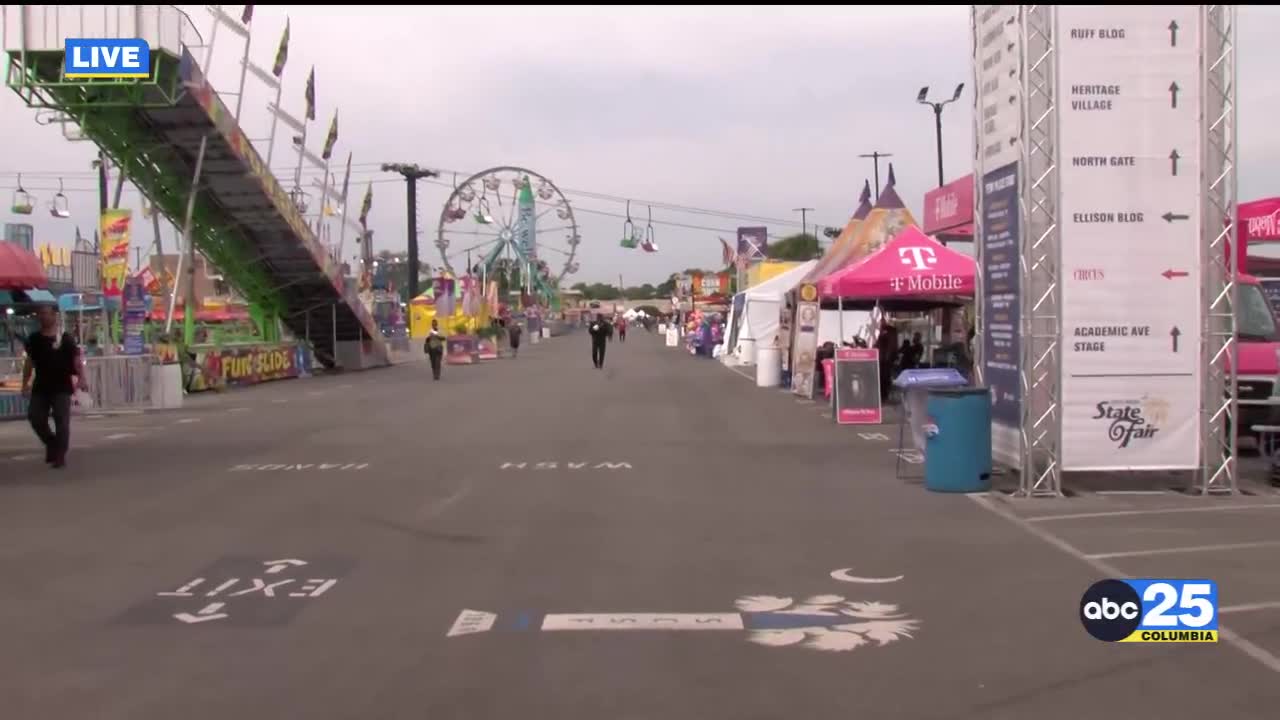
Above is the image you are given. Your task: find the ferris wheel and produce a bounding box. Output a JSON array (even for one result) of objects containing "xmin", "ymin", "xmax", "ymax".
[{"xmin": 436, "ymin": 166, "xmax": 580, "ymax": 294}]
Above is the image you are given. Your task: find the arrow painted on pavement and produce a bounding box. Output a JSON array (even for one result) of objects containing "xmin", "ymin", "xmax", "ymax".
[
  {"xmin": 1162, "ymin": 212, "xmax": 1190, "ymax": 223},
  {"xmin": 1169, "ymin": 20, "xmax": 1179, "ymax": 47},
  {"xmin": 1169, "ymin": 149, "xmax": 1181, "ymax": 176},
  {"xmin": 1169, "ymin": 81, "xmax": 1180, "ymax": 109},
  {"xmin": 263, "ymin": 559, "xmax": 308, "ymax": 574},
  {"xmin": 1171, "ymin": 326, "xmax": 1182, "ymax": 353},
  {"xmin": 1162, "ymin": 269, "xmax": 1189, "ymax": 280},
  {"xmin": 173, "ymin": 602, "xmax": 228, "ymax": 624}
]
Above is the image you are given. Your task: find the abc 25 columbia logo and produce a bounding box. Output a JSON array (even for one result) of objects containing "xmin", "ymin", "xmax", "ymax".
[{"xmin": 1080, "ymin": 579, "xmax": 1218, "ymax": 643}]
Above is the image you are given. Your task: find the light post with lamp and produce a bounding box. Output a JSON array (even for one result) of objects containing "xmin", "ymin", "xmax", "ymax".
[{"xmin": 916, "ymin": 83, "xmax": 965, "ymax": 187}]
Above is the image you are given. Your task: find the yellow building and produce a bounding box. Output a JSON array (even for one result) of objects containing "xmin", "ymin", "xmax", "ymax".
[{"xmin": 746, "ymin": 260, "xmax": 804, "ymax": 289}]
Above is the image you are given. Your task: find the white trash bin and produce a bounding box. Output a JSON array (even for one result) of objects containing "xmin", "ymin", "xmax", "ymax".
[
  {"xmin": 756, "ymin": 346, "xmax": 782, "ymax": 388},
  {"xmin": 738, "ymin": 337, "xmax": 757, "ymax": 366},
  {"xmin": 150, "ymin": 363, "xmax": 185, "ymax": 410}
]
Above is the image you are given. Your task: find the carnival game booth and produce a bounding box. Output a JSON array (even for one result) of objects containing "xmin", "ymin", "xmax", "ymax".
[
  {"xmin": 724, "ymin": 260, "xmax": 816, "ymax": 366},
  {"xmin": 0, "ymin": 243, "xmax": 50, "ymax": 419}
]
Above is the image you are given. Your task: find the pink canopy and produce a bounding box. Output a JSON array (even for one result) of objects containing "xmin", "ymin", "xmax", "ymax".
[{"xmin": 816, "ymin": 226, "xmax": 976, "ymax": 299}]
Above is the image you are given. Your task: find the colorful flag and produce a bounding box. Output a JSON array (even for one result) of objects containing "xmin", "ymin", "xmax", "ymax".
[
  {"xmin": 321, "ymin": 109, "xmax": 339, "ymax": 160},
  {"xmin": 240, "ymin": 5, "xmax": 254, "ymax": 24},
  {"xmin": 304, "ymin": 66, "xmax": 316, "ymax": 121},
  {"xmin": 720, "ymin": 237, "xmax": 734, "ymax": 266},
  {"xmin": 99, "ymin": 209, "xmax": 132, "ymax": 300},
  {"xmin": 358, "ymin": 182, "xmax": 373, "ymax": 227},
  {"xmin": 271, "ymin": 20, "xmax": 289, "ymax": 77}
]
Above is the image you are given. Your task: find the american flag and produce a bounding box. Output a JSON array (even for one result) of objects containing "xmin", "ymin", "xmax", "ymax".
[{"xmin": 720, "ymin": 237, "xmax": 735, "ymax": 267}]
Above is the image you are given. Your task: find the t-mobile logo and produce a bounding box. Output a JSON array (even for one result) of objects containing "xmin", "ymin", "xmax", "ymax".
[{"xmin": 899, "ymin": 246, "xmax": 938, "ymax": 271}]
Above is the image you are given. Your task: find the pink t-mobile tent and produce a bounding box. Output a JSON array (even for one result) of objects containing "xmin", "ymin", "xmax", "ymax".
[{"xmin": 816, "ymin": 226, "xmax": 976, "ymax": 299}]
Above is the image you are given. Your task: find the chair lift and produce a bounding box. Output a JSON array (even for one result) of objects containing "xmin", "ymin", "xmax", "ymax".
[
  {"xmin": 620, "ymin": 200, "xmax": 639, "ymax": 249},
  {"xmin": 640, "ymin": 205, "xmax": 658, "ymax": 253},
  {"xmin": 473, "ymin": 195, "xmax": 494, "ymax": 225},
  {"xmin": 50, "ymin": 178, "xmax": 71, "ymax": 218},
  {"xmin": 11, "ymin": 174, "xmax": 33, "ymax": 215}
]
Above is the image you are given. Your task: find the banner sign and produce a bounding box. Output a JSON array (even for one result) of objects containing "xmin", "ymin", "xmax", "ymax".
[
  {"xmin": 446, "ymin": 336, "xmax": 476, "ymax": 365},
  {"xmin": 922, "ymin": 174, "xmax": 975, "ymax": 236},
  {"xmin": 694, "ymin": 272, "xmax": 731, "ymax": 298},
  {"xmin": 121, "ymin": 276, "xmax": 147, "ymax": 356},
  {"xmin": 1058, "ymin": 6, "xmax": 1203, "ymax": 471},
  {"xmin": 981, "ymin": 163, "xmax": 1022, "ymax": 433},
  {"xmin": 834, "ymin": 348, "xmax": 883, "ymax": 424},
  {"xmin": 187, "ymin": 343, "xmax": 300, "ymax": 392},
  {"xmin": 99, "ymin": 209, "xmax": 131, "ymax": 300},
  {"xmin": 789, "ymin": 285, "xmax": 820, "ymax": 397},
  {"xmin": 736, "ymin": 226, "xmax": 768, "ymax": 261}
]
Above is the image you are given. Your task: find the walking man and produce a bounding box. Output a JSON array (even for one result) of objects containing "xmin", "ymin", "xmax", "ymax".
[
  {"xmin": 424, "ymin": 319, "xmax": 445, "ymax": 380},
  {"xmin": 617, "ymin": 316, "xmax": 628, "ymax": 343},
  {"xmin": 21, "ymin": 305, "xmax": 86, "ymax": 468},
  {"xmin": 508, "ymin": 320, "xmax": 523, "ymax": 358},
  {"xmin": 589, "ymin": 313, "xmax": 611, "ymax": 369}
]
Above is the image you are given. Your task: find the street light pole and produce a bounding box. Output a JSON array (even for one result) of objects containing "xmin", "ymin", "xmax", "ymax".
[
  {"xmin": 916, "ymin": 83, "xmax": 965, "ymax": 187},
  {"xmin": 793, "ymin": 207, "xmax": 815, "ymax": 238},
  {"xmin": 381, "ymin": 163, "xmax": 440, "ymax": 299},
  {"xmin": 858, "ymin": 151, "xmax": 893, "ymax": 199}
]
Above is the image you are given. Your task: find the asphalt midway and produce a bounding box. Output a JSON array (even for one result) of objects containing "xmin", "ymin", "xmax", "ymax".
[{"xmin": 3, "ymin": 330, "xmax": 1279, "ymax": 719}]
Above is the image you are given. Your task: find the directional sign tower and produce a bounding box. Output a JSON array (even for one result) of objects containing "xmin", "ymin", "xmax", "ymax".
[{"xmin": 972, "ymin": 5, "xmax": 1239, "ymax": 495}]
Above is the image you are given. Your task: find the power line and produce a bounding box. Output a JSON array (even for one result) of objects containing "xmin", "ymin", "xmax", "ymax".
[{"xmin": 0, "ymin": 162, "xmax": 823, "ymax": 228}]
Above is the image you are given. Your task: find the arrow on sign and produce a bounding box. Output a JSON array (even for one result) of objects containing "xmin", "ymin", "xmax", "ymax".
[
  {"xmin": 1162, "ymin": 212, "xmax": 1190, "ymax": 223},
  {"xmin": 263, "ymin": 559, "xmax": 308, "ymax": 575},
  {"xmin": 1169, "ymin": 149, "xmax": 1181, "ymax": 176},
  {"xmin": 1162, "ymin": 269, "xmax": 1189, "ymax": 280},
  {"xmin": 1170, "ymin": 326, "xmax": 1182, "ymax": 353},
  {"xmin": 1169, "ymin": 81, "xmax": 1180, "ymax": 109},
  {"xmin": 174, "ymin": 602, "xmax": 229, "ymax": 624},
  {"xmin": 1168, "ymin": 20, "xmax": 1179, "ymax": 47}
]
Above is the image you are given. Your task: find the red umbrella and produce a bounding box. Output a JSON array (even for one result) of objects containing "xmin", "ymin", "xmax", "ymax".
[{"xmin": 0, "ymin": 243, "xmax": 48, "ymax": 290}]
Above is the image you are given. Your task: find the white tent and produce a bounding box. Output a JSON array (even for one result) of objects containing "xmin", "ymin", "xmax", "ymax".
[{"xmin": 730, "ymin": 260, "xmax": 817, "ymax": 361}]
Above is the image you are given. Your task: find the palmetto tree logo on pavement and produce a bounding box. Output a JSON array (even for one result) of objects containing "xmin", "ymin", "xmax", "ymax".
[
  {"xmin": 447, "ymin": 570, "xmax": 920, "ymax": 654},
  {"xmin": 735, "ymin": 594, "xmax": 919, "ymax": 652}
]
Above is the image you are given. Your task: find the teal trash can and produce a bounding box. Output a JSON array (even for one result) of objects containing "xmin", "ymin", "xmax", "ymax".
[{"xmin": 923, "ymin": 387, "xmax": 993, "ymax": 493}]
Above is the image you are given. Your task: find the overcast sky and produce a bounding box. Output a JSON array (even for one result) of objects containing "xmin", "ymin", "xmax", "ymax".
[{"xmin": 2, "ymin": 5, "xmax": 1278, "ymax": 284}]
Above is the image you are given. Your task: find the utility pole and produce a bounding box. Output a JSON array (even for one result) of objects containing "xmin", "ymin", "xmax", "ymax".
[
  {"xmin": 858, "ymin": 151, "xmax": 894, "ymax": 199},
  {"xmin": 380, "ymin": 163, "xmax": 440, "ymax": 299},
  {"xmin": 793, "ymin": 207, "xmax": 815, "ymax": 238},
  {"xmin": 917, "ymin": 84, "xmax": 965, "ymax": 187}
]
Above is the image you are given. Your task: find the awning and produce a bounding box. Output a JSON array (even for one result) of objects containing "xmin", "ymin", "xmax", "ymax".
[
  {"xmin": 0, "ymin": 243, "xmax": 48, "ymax": 290},
  {"xmin": 0, "ymin": 288, "xmax": 56, "ymax": 305},
  {"xmin": 817, "ymin": 226, "xmax": 976, "ymax": 299}
]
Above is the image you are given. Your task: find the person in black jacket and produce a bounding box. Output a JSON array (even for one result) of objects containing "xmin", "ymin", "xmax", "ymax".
[
  {"xmin": 423, "ymin": 319, "xmax": 445, "ymax": 380},
  {"xmin": 21, "ymin": 305, "xmax": 87, "ymax": 468},
  {"xmin": 588, "ymin": 313, "xmax": 612, "ymax": 369}
]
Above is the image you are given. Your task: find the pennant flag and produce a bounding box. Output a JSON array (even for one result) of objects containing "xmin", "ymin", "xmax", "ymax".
[
  {"xmin": 720, "ymin": 237, "xmax": 734, "ymax": 266},
  {"xmin": 241, "ymin": 5, "xmax": 254, "ymax": 24},
  {"xmin": 358, "ymin": 182, "xmax": 373, "ymax": 228},
  {"xmin": 321, "ymin": 109, "xmax": 339, "ymax": 160},
  {"xmin": 338, "ymin": 152, "xmax": 352, "ymax": 213},
  {"xmin": 886, "ymin": 163, "xmax": 897, "ymax": 188},
  {"xmin": 271, "ymin": 20, "xmax": 290, "ymax": 77},
  {"xmin": 304, "ymin": 66, "xmax": 316, "ymax": 121}
]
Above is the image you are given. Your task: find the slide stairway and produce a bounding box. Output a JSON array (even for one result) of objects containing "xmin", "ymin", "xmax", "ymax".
[{"xmin": 4, "ymin": 6, "xmax": 386, "ymax": 368}]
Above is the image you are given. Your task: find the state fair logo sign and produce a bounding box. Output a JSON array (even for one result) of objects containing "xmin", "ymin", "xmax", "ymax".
[
  {"xmin": 1091, "ymin": 396, "xmax": 1167, "ymax": 449},
  {"xmin": 888, "ymin": 246, "xmax": 964, "ymax": 293}
]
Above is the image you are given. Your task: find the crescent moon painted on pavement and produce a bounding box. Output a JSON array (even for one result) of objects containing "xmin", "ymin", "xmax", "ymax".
[{"xmin": 830, "ymin": 568, "xmax": 904, "ymax": 584}]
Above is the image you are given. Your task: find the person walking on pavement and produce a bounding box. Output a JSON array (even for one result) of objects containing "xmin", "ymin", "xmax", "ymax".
[
  {"xmin": 617, "ymin": 316, "xmax": 628, "ymax": 343},
  {"xmin": 21, "ymin": 305, "xmax": 86, "ymax": 468},
  {"xmin": 508, "ymin": 321, "xmax": 523, "ymax": 358},
  {"xmin": 589, "ymin": 312, "xmax": 612, "ymax": 369},
  {"xmin": 424, "ymin": 319, "xmax": 446, "ymax": 381}
]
